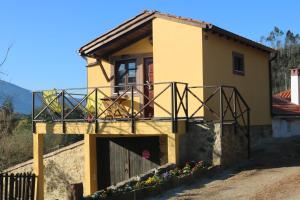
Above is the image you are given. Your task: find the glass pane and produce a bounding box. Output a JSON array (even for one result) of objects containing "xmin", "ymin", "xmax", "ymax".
[
  {"xmin": 234, "ymin": 57, "xmax": 244, "ymax": 72},
  {"xmin": 128, "ymin": 61, "xmax": 136, "ymax": 84},
  {"xmin": 117, "ymin": 64, "xmax": 126, "ymax": 77},
  {"xmin": 128, "ymin": 69, "xmax": 136, "ymax": 77},
  {"xmin": 116, "ymin": 63, "xmax": 126, "ymax": 85},
  {"xmin": 128, "ymin": 77, "xmax": 136, "ymax": 84},
  {"xmin": 128, "ymin": 62, "xmax": 136, "ymax": 70}
]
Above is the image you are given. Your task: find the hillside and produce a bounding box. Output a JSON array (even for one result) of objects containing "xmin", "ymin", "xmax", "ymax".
[{"xmin": 0, "ymin": 80, "xmax": 31, "ymax": 114}]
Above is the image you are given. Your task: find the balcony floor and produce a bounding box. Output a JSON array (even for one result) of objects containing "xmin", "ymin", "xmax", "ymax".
[{"xmin": 35, "ymin": 120, "xmax": 187, "ymax": 136}]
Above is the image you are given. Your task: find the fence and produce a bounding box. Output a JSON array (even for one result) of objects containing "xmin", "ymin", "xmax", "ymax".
[
  {"xmin": 187, "ymin": 85, "xmax": 250, "ymax": 157},
  {"xmin": 32, "ymin": 82, "xmax": 188, "ymax": 133},
  {"xmin": 0, "ymin": 173, "xmax": 36, "ymax": 200},
  {"xmin": 32, "ymin": 83, "xmax": 250, "ymax": 137}
]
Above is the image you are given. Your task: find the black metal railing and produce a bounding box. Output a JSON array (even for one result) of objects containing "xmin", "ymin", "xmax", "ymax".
[
  {"xmin": 187, "ymin": 85, "xmax": 250, "ymax": 129},
  {"xmin": 187, "ymin": 85, "xmax": 250, "ymax": 156},
  {"xmin": 32, "ymin": 83, "xmax": 250, "ymax": 137},
  {"xmin": 32, "ymin": 82, "xmax": 188, "ymax": 133}
]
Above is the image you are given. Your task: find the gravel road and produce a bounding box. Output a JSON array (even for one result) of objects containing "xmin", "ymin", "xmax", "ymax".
[{"xmin": 148, "ymin": 137, "xmax": 300, "ymax": 200}]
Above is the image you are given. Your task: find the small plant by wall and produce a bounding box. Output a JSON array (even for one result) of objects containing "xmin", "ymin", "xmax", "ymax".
[{"xmin": 87, "ymin": 161, "xmax": 207, "ymax": 200}]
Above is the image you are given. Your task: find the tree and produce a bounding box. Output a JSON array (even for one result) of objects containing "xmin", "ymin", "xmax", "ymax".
[
  {"xmin": 0, "ymin": 44, "xmax": 12, "ymax": 77},
  {"xmin": 0, "ymin": 97, "xmax": 13, "ymax": 137},
  {"xmin": 260, "ymin": 27, "xmax": 300, "ymax": 94}
]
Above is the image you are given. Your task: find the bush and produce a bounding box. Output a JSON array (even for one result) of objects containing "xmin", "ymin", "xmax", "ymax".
[
  {"xmin": 0, "ymin": 116, "xmax": 83, "ymax": 172},
  {"xmin": 0, "ymin": 118, "xmax": 33, "ymax": 171}
]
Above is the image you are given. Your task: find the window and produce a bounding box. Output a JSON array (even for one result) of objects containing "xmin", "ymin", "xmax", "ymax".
[
  {"xmin": 232, "ymin": 52, "xmax": 245, "ymax": 75},
  {"xmin": 115, "ymin": 59, "xmax": 137, "ymax": 92}
]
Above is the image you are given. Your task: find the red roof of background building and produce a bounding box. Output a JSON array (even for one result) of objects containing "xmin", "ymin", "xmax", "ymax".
[{"xmin": 272, "ymin": 89, "xmax": 300, "ymax": 115}]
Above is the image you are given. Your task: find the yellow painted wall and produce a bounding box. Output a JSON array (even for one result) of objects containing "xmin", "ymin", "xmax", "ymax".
[
  {"xmin": 86, "ymin": 37, "xmax": 153, "ymax": 118},
  {"xmin": 87, "ymin": 58, "xmax": 111, "ymax": 88},
  {"xmin": 152, "ymin": 18, "xmax": 204, "ymax": 118},
  {"xmin": 87, "ymin": 37, "xmax": 153, "ymax": 88},
  {"xmin": 112, "ymin": 37, "xmax": 153, "ymax": 56},
  {"xmin": 87, "ymin": 37, "xmax": 152, "ymax": 117},
  {"xmin": 202, "ymin": 31, "xmax": 271, "ymax": 125}
]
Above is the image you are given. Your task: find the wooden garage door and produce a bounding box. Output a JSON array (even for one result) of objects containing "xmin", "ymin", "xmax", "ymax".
[{"xmin": 96, "ymin": 137, "xmax": 160, "ymax": 189}]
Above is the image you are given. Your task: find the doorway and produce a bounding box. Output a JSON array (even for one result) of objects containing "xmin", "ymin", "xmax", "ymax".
[
  {"xmin": 143, "ymin": 57, "xmax": 154, "ymax": 118},
  {"xmin": 96, "ymin": 136, "xmax": 160, "ymax": 189}
]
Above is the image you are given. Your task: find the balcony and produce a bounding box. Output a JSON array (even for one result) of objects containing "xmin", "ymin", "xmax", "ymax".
[{"xmin": 32, "ymin": 82, "xmax": 250, "ymax": 136}]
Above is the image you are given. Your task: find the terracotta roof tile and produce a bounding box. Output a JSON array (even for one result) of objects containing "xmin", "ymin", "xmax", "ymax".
[{"xmin": 272, "ymin": 89, "xmax": 300, "ymax": 116}]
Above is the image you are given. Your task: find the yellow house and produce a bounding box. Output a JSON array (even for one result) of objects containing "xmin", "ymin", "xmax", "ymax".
[{"xmin": 32, "ymin": 11, "xmax": 274, "ymax": 199}]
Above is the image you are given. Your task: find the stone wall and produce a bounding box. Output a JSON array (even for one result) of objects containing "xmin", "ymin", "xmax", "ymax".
[
  {"xmin": 220, "ymin": 124, "xmax": 249, "ymax": 166},
  {"xmin": 179, "ymin": 122, "xmax": 249, "ymax": 166},
  {"xmin": 4, "ymin": 140, "xmax": 84, "ymax": 200},
  {"xmin": 179, "ymin": 123, "xmax": 218, "ymax": 165},
  {"xmin": 250, "ymin": 124, "xmax": 272, "ymax": 147}
]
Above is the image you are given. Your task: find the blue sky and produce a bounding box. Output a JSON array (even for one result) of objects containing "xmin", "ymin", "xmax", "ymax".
[{"xmin": 0, "ymin": 0, "xmax": 299, "ymax": 91}]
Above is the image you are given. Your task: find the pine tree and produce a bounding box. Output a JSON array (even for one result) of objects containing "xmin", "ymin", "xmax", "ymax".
[{"xmin": 261, "ymin": 27, "xmax": 300, "ymax": 94}]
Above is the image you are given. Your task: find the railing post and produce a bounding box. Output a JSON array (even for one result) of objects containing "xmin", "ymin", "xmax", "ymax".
[
  {"xmin": 172, "ymin": 82, "xmax": 178, "ymax": 133},
  {"xmin": 171, "ymin": 83, "xmax": 174, "ymax": 132},
  {"xmin": 220, "ymin": 86, "xmax": 224, "ymax": 137},
  {"xmin": 32, "ymin": 92, "xmax": 36, "ymax": 133},
  {"xmin": 62, "ymin": 90, "xmax": 66, "ymax": 133},
  {"xmin": 131, "ymin": 85, "xmax": 135, "ymax": 134},
  {"xmin": 185, "ymin": 83, "xmax": 189, "ymax": 131},
  {"xmin": 233, "ymin": 88, "xmax": 236, "ymax": 119},
  {"xmin": 233, "ymin": 88, "xmax": 237, "ymax": 133},
  {"xmin": 95, "ymin": 89, "xmax": 98, "ymax": 133},
  {"xmin": 247, "ymin": 108, "xmax": 251, "ymax": 158}
]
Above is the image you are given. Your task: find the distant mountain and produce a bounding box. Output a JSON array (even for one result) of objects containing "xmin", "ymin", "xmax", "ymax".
[{"xmin": 0, "ymin": 80, "xmax": 32, "ymax": 114}]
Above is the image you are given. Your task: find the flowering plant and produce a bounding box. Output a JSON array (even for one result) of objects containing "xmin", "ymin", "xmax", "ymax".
[
  {"xmin": 169, "ymin": 168, "xmax": 180, "ymax": 177},
  {"xmin": 91, "ymin": 190, "xmax": 107, "ymax": 199},
  {"xmin": 144, "ymin": 175, "xmax": 162, "ymax": 186},
  {"xmin": 161, "ymin": 171, "xmax": 173, "ymax": 180},
  {"xmin": 91, "ymin": 160, "xmax": 206, "ymax": 200},
  {"xmin": 182, "ymin": 163, "xmax": 191, "ymax": 175}
]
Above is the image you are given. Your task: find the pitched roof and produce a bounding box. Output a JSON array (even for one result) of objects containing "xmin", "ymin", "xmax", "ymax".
[
  {"xmin": 272, "ymin": 89, "xmax": 300, "ymax": 116},
  {"xmin": 78, "ymin": 10, "xmax": 275, "ymax": 56}
]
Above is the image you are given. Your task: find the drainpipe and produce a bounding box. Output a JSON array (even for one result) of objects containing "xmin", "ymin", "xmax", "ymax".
[{"xmin": 269, "ymin": 51, "xmax": 278, "ymax": 118}]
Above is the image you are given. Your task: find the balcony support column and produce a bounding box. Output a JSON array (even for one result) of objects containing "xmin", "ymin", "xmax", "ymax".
[
  {"xmin": 33, "ymin": 133, "xmax": 44, "ymax": 200},
  {"xmin": 84, "ymin": 134, "xmax": 98, "ymax": 196},
  {"xmin": 167, "ymin": 133, "xmax": 180, "ymax": 164}
]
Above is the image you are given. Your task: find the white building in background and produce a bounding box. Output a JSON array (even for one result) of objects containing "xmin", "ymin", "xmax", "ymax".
[{"xmin": 272, "ymin": 68, "xmax": 300, "ymax": 137}]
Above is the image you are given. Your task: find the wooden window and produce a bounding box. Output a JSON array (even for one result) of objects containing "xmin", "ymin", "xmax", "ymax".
[
  {"xmin": 232, "ymin": 52, "xmax": 245, "ymax": 75},
  {"xmin": 115, "ymin": 59, "xmax": 137, "ymax": 92}
]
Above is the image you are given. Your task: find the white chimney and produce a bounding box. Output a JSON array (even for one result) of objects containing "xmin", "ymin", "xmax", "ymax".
[{"xmin": 291, "ymin": 68, "xmax": 300, "ymax": 104}]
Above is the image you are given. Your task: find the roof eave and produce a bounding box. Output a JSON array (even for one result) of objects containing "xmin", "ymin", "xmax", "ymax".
[
  {"xmin": 78, "ymin": 10, "xmax": 276, "ymax": 57},
  {"xmin": 208, "ymin": 25, "xmax": 275, "ymax": 53},
  {"xmin": 78, "ymin": 11, "xmax": 156, "ymax": 56}
]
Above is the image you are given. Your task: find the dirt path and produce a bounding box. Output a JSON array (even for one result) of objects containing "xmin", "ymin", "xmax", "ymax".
[{"xmin": 148, "ymin": 137, "xmax": 300, "ymax": 200}]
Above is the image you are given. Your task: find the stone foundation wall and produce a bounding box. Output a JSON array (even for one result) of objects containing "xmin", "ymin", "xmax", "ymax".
[
  {"xmin": 4, "ymin": 141, "xmax": 84, "ymax": 200},
  {"xmin": 179, "ymin": 123, "xmax": 218, "ymax": 165},
  {"xmin": 179, "ymin": 123, "xmax": 256, "ymax": 166},
  {"xmin": 220, "ymin": 124, "xmax": 249, "ymax": 166}
]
